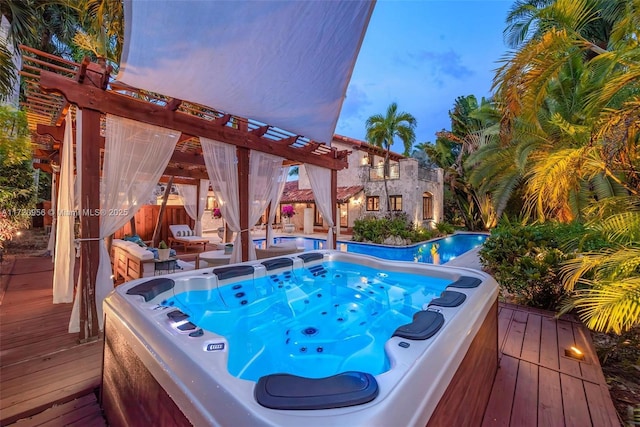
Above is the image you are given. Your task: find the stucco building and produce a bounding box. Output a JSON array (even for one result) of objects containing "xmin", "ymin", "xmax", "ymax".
[{"xmin": 281, "ymin": 134, "xmax": 444, "ymax": 234}]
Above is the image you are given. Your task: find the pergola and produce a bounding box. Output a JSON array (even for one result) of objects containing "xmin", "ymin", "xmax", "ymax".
[{"xmin": 19, "ymin": 46, "xmax": 350, "ymax": 341}]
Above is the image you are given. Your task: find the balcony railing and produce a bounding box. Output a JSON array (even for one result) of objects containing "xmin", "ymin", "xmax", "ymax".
[
  {"xmin": 417, "ymin": 168, "xmax": 440, "ymax": 182},
  {"xmin": 367, "ymin": 164, "xmax": 400, "ymax": 180}
]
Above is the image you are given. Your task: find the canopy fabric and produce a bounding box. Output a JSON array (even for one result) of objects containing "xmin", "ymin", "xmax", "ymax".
[
  {"xmin": 305, "ymin": 164, "xmax": 335, "ymax": 249},
  {"xmin": 201, "ymin": 138, "xmax": 242, "ymax": 263},
  {"xmin": 248, "ymin": 151, "xmax": 285, "ymax": 259},
  {"xmin": 266, "ymin": 167, "xmax": 289, "ymax": 248},
  {"xmin": 117, "ymin": 1, "xmax": 375, "ymax": 144},
  {"xmin": 52, "ymin": 111, "xmax": 75, "ymax": 303},
  {"xmin": 176, "ymin": 179, "xmax": 209, "ymax": 235}
]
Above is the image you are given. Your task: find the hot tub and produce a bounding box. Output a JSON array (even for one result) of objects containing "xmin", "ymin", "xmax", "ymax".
[{"xmin": 102, "ymin": 250, "xmax": 499, "ymax": 426}]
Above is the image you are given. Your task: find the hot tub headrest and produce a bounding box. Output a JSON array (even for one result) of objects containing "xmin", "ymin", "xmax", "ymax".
[
  {"xmin": 392, "ymin": 310, "xmax": 445, "ymax": 340},
  {"xmin": 255, "ymin": 371, "xmax": 378, "ymax": 410},
  {"xmin": 126, "ymin": 278, "xmax": 175, "ymax": 302},
  {"xmin": 212, "ymin": 265, "xmax": 255, "ymax": 280},
  {"xmin": 297, "ymin": 252, "xmax": 324, "ymax": 263},
  {"xmin": 429, "ymin": 290, "xmax": 466, "ymax": 308},
  {"xmin": 448, "ymin": 276, "xmax": 482, "ymax": 289},
  {"xmin": 261, "ymin": 257, "xmax": 294, "ymax": 271}
]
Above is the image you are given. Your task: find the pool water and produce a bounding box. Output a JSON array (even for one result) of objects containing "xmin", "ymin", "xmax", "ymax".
[
  {"xmin": 162, "ymin": 260, "xmax": 451, "ymax": 381},
  {"xmin": 254, "ymin": 233, "xmax": 487, "ymax": 264}
]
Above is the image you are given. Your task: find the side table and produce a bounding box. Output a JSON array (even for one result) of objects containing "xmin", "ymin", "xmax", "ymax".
[{"xmin": 154, "ymin": 257, "xmax": 178, "ymax": 275}]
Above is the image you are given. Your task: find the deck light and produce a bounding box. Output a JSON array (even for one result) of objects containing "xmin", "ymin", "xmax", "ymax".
[{"xmin": 564, "ymin": 346, "xmax": 585, "ymax": 360}]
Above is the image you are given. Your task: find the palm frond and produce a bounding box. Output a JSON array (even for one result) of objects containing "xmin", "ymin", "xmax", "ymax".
[{"xmin": 569, "ymin": 277, "xmax": 640, "ymax": 333}]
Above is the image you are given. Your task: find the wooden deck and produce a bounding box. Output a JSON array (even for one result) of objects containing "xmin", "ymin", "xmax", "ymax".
[
  {"xmin": 482, "ymin": 303, "xmax": 621, "ymax": 426},
  {"xmin": 0, "ymin": 255, "xmax": 621, "ymax": 426}
]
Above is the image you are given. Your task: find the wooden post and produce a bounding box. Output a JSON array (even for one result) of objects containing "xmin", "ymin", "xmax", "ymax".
[
  {"xmin": 129, "ymin": 216, "xmax": 137, "ymax": 236},
  {"xmin": 78, "ymin": 108, "xmax": 101, "ymax": 341},
  {"xmin": 264, "ymin": 203, "xmax": 271, "ymax": 247},
  {"xmin": 195, "ymin": 179, "xmax": 201, "ymax": 233},
  {"xmin": 237, "ymin": 147, "xmax": 250, "ymax": 261},
  {"xmin": 329, "ymin": 169, "xmax": 337, "ymax": 250},
  {"xmin": 152, "ymin": 176, "xmax": 173, "ymax": 247}
]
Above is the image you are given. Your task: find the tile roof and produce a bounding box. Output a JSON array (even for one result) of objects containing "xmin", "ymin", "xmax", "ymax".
[{"xmin": 280, "ymin": 181, "xmax": 363, "ymax": 204}]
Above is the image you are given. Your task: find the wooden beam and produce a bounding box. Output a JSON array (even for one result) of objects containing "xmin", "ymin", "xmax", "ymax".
[
  {"xmin": 37, "ymin": 124, "xmax": 65, "ymax": 142},
  {"xmin": 165, "ymin": 98, "xmax": 182, "ymax": 111},
  {"xmin": 76, "ymin": 57, "xmax": 90, "ymax": 83},
  {"xmin": 237, "ymin": 147, "xmax": 250, "ymax": 261},
  {"xmin": 329, "ymin": 169, "xmax": 337, "ymax": 250},
  {"xmin": 78, "ymin": 108, "xmax": 101, "ymax": 341},
  {"xmin": 170, "ymin": 150, "xmax": 205, "ymax": 166},
  {"xmin": 250, "ymin": 125, "xmax": 270, "ymax": 137},
  {"xmin": 162, "ymin": 166, "xmax": 208, "ymax": 180},
  {"xmin": 159, "ymin": 176, "xmax": 198, "ymax": 186},
  {"xmin": 32, "ymin": 162, "xmax": 53, "ymax": 174},
  {"xmin": 39, "ymin": 70, "xmax": 348, "ymax": 170},
  {"xmin": 152, "ymin": 176, "xmax": 173, "ymax": 247}
]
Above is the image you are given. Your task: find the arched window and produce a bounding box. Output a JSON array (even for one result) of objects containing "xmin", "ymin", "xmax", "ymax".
[{"xmin": 422, "ymin": 192, "xmax": 433, "ymax": 220}]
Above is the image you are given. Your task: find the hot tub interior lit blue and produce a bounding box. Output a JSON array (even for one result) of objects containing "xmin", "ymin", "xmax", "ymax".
[{"xmin": 103, "ymin": 250, "xmax": 499, "ymax": 426}]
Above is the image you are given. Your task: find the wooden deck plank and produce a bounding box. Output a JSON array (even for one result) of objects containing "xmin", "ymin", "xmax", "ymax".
[
  {"xmin": 561, "ymin": 374, "xmax": 592, "ymax": 427},
  {"xmin": 583, "ymin": 382, "xmax": 622, "ymax": 427},
  {"xmin": 537, "ymin": 367, "xmax": 564, "ymax": 427},
  {"xmin": 571, "ymin": 322, "xmax": 604, "ymax": 384},
  {"xmin": 520, "ymin": 313, "xmax": 542, "ymax": 364},
  {"xmin": 502, "ymin": 310, "xmax": 528, "ymax": 358},
  {"xmin": 510, "ymin": 360, "xmax": 539, "ymax": 427},
  {"xmin": 539, "ymin": 316, "xmax": 559, "ymax": 371},
  {"xmin": 497, "ymin": 307, "xmax": 514, "ymax": 351},
  {"xmin": 7, "ymin": 394, "xmax": 97, "ymax": 427},
  {"xmin": 557, "ymin": 319, "xmax": 582, "ymax": 377},
  {"xmin": 481, "ymin": 355, "xmax": 519, "ymax": 426}
]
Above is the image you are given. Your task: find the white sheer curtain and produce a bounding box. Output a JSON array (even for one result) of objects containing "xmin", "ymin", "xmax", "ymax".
[
  {"xmin": 52, "ymin": 111, "xmax": 75, "ymax": 303},
  {"xmin": 68, "ymin": 115, "xmax": 179, "ymax": 332},
  {"xmin": 266, "ymin": 167, "xmax": 289, "ymax": 248},
  {"xmin": 305, "ymin": 164, "xmax": 335, "ymax": 249},
  {"xmin": 176, "ymin": 179, "xmax": 209, "ymax": 235},
  {"xmin": 200, "ymin": 138, "xmax": 242, "ymax": 263},
  {"xmin": 248, "ymin": 152, "xmax": 285, "ymax": 259}
]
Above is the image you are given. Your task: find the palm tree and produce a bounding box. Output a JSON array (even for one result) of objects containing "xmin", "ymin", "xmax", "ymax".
[
  {"xmin": 491, "ymin": 0, "xmax": 640, "ymax": 333},
  {"xmin": 365, "ymin": 102, "xmax": 416, "ymax": 212},
  {"xmin": 560, "ymin": 199, "xmax": 640, "ymax": 333},
  {"xmin": 0, "ymin": 0, "xmax": 81, "ymax": 100}
]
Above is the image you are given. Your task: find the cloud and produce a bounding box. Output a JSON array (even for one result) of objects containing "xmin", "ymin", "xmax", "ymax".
[
  {"xmin": 340, "ymin": 84, "xmax": 372, "ymax": 120},
  {"xmin": 399, "ymin": 49, "xmax": 474, "ymax": 85}
]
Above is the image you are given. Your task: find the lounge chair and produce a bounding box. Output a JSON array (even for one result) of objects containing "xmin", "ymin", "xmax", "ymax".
[{"xmin": 168, "ymin": 224, "xmax": 209, "ymax": 252}]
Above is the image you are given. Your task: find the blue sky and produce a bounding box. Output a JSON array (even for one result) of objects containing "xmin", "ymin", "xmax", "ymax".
[{"xmin": 335, "ymin": 0, "xmax": 514, "ymax": 153}]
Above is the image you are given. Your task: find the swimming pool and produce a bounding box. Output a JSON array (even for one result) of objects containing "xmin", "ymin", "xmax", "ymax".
[
  {"xmin": 102, "ymin": 250, "xmax": 499, "ymax": 426},
  {"xmin": 255, "ymin": 232, "xmax": 487, "ymax": 264}
]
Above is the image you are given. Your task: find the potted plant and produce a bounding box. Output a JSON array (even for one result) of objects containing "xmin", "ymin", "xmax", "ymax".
[
  {"xmin": 281, "ymin": 205, "xmax": 296, "ymax": 233},
  {"xmin": 213, "ymin": 208, "xmax": 226, "ymax": 240},
  {"xmin": 157, "ymin": 240, "xmax": 171, "ymax": 260}
]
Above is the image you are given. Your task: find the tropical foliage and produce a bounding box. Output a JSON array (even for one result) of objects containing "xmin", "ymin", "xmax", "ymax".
[
  {"xmin": 0, "ymin": 105, "xmax": 34, "ymax": 248},
  {"xmin": 365, "ymin": 102, "xmax": 417, "ymax": 212},
  {"xmin": 477, "ymin": 0, "xmax": 640, "ymax": 332},
  {"xmin": 352, "ymin": 212, "xmax": 444, "ymax": 244}
]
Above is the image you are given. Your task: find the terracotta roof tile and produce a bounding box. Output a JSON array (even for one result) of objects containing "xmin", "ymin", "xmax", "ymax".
[{"xmin": 280, "ymin": 181, "xmax": 362, "ymax": 204}]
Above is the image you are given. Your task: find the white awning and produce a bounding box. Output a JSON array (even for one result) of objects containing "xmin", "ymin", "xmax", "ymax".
[{"xmin": 117, "ymin": 0, "xmax": 375, "ymax": 144}]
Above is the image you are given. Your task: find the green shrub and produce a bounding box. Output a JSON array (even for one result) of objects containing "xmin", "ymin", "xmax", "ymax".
[
  {"xmin": 479, "ymin": 221, "xmax": 595, "ymax": 310},
  {"xmin": 435, "ymin": 222, "xmax": 455, "ymax": 235}
]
